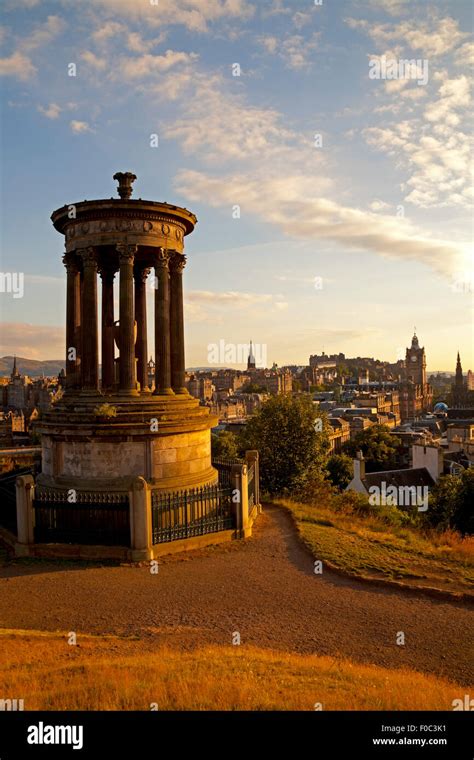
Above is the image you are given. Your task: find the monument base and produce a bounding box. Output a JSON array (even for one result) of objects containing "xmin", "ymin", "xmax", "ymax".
[{"xmin": 35, "ymin": 392, "xmax": 218, "ymax": 494}]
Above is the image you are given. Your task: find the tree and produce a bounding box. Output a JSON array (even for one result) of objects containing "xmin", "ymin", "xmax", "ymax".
[
  {"xmin": 241, "ymin": 394, "xmax": 330, "ymax": 495},
  {"xmin": 240, "ymin": 382, "xmax": 267, "ymax": 394},
  {"xmin": 327, "ymin": 454, "xmax": 353, "ymax": 489},
  {"xmin": 342, "ymin": 425, "xmax": 401, "ymax": 472},
  {"xmin": 427, "ymin": 469, "xmax": 474, "ymax": 535},
  {"xmin": 211, "ymin": 431, "xmax": 240, "ymax": 459}
]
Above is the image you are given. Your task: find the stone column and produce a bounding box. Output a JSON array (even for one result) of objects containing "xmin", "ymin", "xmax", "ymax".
[
  {"xmin": 170, "ymin": 252, "xmax": 188, "ymax": 394},
  {"xmin": 78, "ymin": 247, "xmax": 99, "ymax": 391},
  {"xmin": 99, "ymin": 266, "xmax": 116, "ymax": 391},
  {"xmin": 117, "ymin": 243, "xmax": 138, "ymax": 394},
  {"xmin": 15, "ymin": 474, "xmax": 35, "ymax": 556},
  {"xmin": 154, "ymin": 248, "xmax": 174, "ymax": 396},
  {"xmin": 63, "ymin": 253, "xmax": 81, "ymax": 390},
  {"xmin": 134, "ymin": 265, "xmax": 151, "ymax": 393}
]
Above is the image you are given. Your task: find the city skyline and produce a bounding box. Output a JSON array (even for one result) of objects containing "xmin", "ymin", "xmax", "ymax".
[{"xmin": 0, "ymin": 0, "xmax": 473, "ymax": 370}]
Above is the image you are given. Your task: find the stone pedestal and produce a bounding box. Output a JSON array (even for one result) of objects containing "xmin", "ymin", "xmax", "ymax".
[
  {"xmin": 36, "ymin": 393, "xmax": 218, "ymax": 493},
  {"xmin": 129, "ymin": 477, "xmax": 152, "ymax": 561}
]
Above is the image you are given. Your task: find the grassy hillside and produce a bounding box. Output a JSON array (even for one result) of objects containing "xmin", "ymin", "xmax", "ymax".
[
  {"xmin": 0, "ymin": 629, "xmax": 468, "ymax": 711},
  {"xmin": 277, "ymin": 491, "xmax": 474, "ymax": 594}
]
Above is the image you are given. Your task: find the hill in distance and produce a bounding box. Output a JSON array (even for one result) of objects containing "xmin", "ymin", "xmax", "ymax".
[{"xmin": 0, "ymin": 356, "xmax": 64, "ymax": 377}]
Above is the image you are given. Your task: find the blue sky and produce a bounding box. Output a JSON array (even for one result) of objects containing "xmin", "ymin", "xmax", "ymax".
[{"xmin": 0, "ymin": 0, "xmax": 472, "ymax": 371}]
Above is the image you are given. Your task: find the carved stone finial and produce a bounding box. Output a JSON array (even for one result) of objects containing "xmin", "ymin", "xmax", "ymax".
[{"xmin": 113, "ymin": 172, "xmax": 137, "ymax": 200}]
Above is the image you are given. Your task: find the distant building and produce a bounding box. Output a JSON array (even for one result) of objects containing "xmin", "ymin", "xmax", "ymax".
[
  {"xmin": 251, "ymin": 368, "xmax": 292, "ymax": 395},
  {"xmin": 346, "ymin": 449, "xmax": 436, "ymax": 510},
  {"xmin": 186, "ymin": 374, "xmax": 213, "ymax": 402},
  {"xmin": 399, "ymin": 332, "xmax": 433, "ymax": 421},
  {"xmin": 450, "ymin": 352, "xmax": 468, "ymax": 407},
  {"xmin": 6, "ymin": 357, "xmax": 28, "ymax": 411},
  {"xmin": 0, "ymin": 410, "xmax": 26, "ymax": 446},
  {"xmin": 328, "ymin": 418, "xmax": 351, "ymax": 453},
  {"xmin": 247, "ymin": 340, "xmax": 256, "ymax": 371}
]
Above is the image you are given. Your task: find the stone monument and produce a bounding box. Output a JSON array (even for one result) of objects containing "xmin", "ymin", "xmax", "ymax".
[{"xmin": 36, "ymin": 172, "xmax": 218, "ymax": 495}]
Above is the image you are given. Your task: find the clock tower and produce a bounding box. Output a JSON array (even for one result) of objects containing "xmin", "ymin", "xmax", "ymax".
[
  {"xmin": 405, "ymin": 331, "xmax": 426, "ymax": 386},
  {"xmin": 399, "ymin": 330, "xmax": 432, "ymax": 421}
]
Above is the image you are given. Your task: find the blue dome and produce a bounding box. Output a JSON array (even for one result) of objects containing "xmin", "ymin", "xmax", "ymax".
[{"xmin": 434, "ymin": 402, "xmax": 448, "ymax": 412}]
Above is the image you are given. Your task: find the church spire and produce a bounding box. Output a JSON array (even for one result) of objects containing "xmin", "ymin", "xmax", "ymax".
[
  {"xmin": 247, "ymin": 339, "xmax": 256, "ymax": 370},
  {"xmin": 11, "ymin": 356, "xmax": 19, "ymax": 378}
]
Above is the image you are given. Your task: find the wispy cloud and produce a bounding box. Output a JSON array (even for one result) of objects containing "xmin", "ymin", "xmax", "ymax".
[
  {"xmin": 0, "ymin": 323, "xmax": 64, "ymax": 359},
  {"xmin": 70, "ymin": 120, "xmax": 93, "ymax": 134},
  {"xmin": 175, "ymin": 170, "xmax": 469, "ymax": 278}
]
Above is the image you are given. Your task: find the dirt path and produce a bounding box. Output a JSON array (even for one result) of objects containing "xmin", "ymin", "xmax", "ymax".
[{"xmin": 0, "ymin": 505, "xmax": 472, "ymax": 684}]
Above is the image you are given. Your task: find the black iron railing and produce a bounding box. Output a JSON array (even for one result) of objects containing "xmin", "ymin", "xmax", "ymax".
[
  {"xmin": 33, "ymin": 489, "xmax": 130, "ymax": 546},
  {"xmin": 0, "ymin": 472, "xmax": 19, "ymax": 535},
  {"xmin": 151, "ymin": 484, "xmax": 233, "ymax": 544},
  {"xmin": 212, "ymin": 457, "xmax": 242, "ymax": 488}
]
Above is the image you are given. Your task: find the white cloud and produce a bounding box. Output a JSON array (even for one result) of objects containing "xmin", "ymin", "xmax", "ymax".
[
  {"xmin": 126, "ymin": 31, "xmax": 168, "ymax": 53},
  {"xmin": 91, "ymin": 21, "xmax": 125, "ymax": 44},
  {"xmin": 162, "ymin": 71, "xmax": 303, "ymax": 165},
  {"xmin": 70, "ymin": 120, "xmax": 93, "ymax": 134},
  {"xmin": 292, "ymin": 12, "xmax": 311, "ymax": 30},
  {"xmin": 116, "ymin": 50, "xmax": 198, "ymax": 80},
  {"xmin": 259, "ymin": 32, "xmax": 320, "ymax": 70},
  {"xmin": 184, "ymin": 289, "xmax": 279, "ymax": 323},
  {"xmin": 20, "ymin": 15, "xmax": 66, "ymax": 52},
  {"xmin": 262, "ymin": 0, "xmax": 291, "ymax": 17},
  {"xmin": 454, "ymin": 41, "xmax": 474, "ymax": 67},
  {"xmin": 0, "ymin": 15, "xmax": 65, "ymax": 81},
  {"xmin": 38, "ymin": 102, "xmax": 61, "ymax": 119},
  {"xmin": 363, "ymin": 66, "xmax": 472, "ymax": 209},
  {"xmin": 80, "ymin": 51, "xmax": 107, "ymax": 70},
  {"xmin": 4, "ymin": 0, "xmax": 42, "ymax": 8},
  {"xmin": 364, "ymin": 0, "xmax": 409, "ymax": 16},
  {"xmin": 91, "ymin": 21, "xmax": 167, "ymax": 53},
  {"xmin": 84, "ymin": 0, "xmax": 254, "ymax": 33},
  {"xmin": 80, "ymin": 47, "xmax": 197, "ymax": 81},
  {"xmin": 424, "ymin": 75, "xmax": 470, "ymax": 126},
  {"xmin": 175, "ymin": 169, "xmax": 469, "ymax": 278},
  {"xmin": 259, "ymin": 35, "xmax": 278, "ymax": 55},
  {"xmin": 346, "ymin": 15, "xmax": 467, "ymax": 57},
  {"xmin": 369, "ymin": 199, "xmax": 391, "ymax": 212},
  {"xmin": 187, "ymin": 290, "xmax": 273, "ymax": 305},
  {"xmin": 0, "ymin": 50, "xmax": 36, "ymax": 80}
]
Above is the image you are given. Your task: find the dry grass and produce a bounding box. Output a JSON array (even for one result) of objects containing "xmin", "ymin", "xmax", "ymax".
[
  {"xmin": 277, "ymin": 496, "xmax": 474, "ymax": 593},
  {"xmin": 0, "ymin": 629, "xmax": 469, "ymax": 711}
]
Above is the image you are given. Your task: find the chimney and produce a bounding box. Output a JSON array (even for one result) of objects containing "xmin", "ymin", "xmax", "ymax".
[{"xmin": 353, "ymin": 450, "xmax": 365, "ymax": 481}]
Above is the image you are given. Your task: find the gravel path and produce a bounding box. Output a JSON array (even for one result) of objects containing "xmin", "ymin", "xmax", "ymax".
[{"xmin": 0, "ymin": 505, "xmax": 472, "ymax": 684}]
